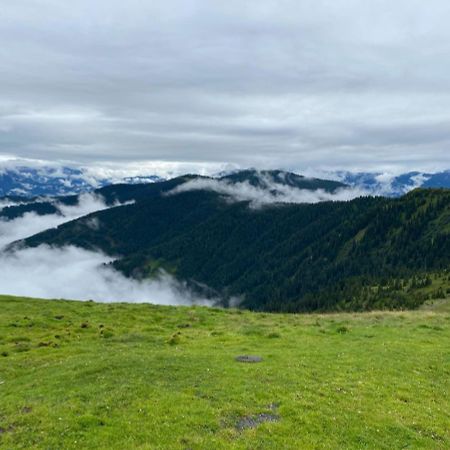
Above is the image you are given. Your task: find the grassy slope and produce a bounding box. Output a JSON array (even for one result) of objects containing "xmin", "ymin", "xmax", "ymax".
[{"xmin": 0, "ymin": 296, "xmax": 449, "ymax": 449}]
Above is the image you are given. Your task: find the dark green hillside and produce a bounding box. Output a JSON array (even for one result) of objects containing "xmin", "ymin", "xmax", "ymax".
[
  {"xmin": 0, "ymin": 201, "xmax": 60, "ymax": 220},
  {"xmin": 0, "ymin": 195, "xmax": 75, "ymax": 220},
  {"xmin": 220, "ymin": 169, "xmax": 346, "ymax": 192},
  {"xmin": 22, "ymin": 186, "xmax": 450, "ymax": 312},
  {"xmin": 93, "ymin": 174, "xmax": 199, "ymax": 204}
]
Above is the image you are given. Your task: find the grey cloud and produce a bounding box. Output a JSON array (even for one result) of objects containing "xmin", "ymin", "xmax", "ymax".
[{"xmin": 1, "ymin": 0, "xmax": 450, "ymax": 171}]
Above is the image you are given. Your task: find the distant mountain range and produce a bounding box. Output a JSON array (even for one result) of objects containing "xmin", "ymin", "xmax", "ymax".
[
  {"xmin": 4, "ymin": 169, "xmax": 449, "ymax": 313},
  {"xmin": 338, "ymin": 170, "xmax": 450, "ymax": 196},
  {"xmin": 1, "ymin": 164, "xmax": 450, "ymax": 197},
  {"xmin": 0, "ymin": 165, "xmax": 163, "ymax": 197}
]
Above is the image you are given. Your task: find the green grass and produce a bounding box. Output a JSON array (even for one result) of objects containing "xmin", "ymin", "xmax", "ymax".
[{"xmin": 0, "ymin": 295, "xmax": 449, "ymax": 449}]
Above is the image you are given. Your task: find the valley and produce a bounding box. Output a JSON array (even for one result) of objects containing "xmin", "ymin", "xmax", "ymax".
[{"xmin": 9, "ymin": 171, "xmax": 450, "ymax": 312}]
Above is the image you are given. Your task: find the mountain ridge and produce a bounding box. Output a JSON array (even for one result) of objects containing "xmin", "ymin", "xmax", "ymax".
[
  {"xmin": 17, "ymin": 180, "xmax": 450, "ymax": 312},
  {"xmin": 2, "ymin": 164, "xmax": 450, "ymax": 197},
  {"xmin": 0, "ymin": 165, "xmax": 163, "ymax": 197},
  {"xmin": 0, "ymin": 170, "xmax": 349, "ymax": 220}
]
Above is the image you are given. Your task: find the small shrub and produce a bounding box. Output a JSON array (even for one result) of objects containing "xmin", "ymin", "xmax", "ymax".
[
  {"xmin": 1, "ymin": 351, "xmax": 9, "ymax": 357},
  {"xmin": 77, "ymin": 415, "xmax": 105, "ymax": 429},
  {"xmin": 267, "ymin": 332, "xmax": 281, "ymax": 339},
  {"xmin": 167, "ymin": 332, "xmax": 181, "ymax": 346},
  {"xmin": 336, "ymin": 326, "xmax": 350, "ymax": 334},
  {"xmin": 100, "ymin": 329, "xmax": 114, "ymax": 339}
]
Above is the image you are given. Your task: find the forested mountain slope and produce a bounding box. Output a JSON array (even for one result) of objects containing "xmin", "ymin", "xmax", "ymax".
[
  {"xmin": 0, "ymin": 170, "xmax": 346, "ymax": 220},
  {"xmin": 220, "ymin": 169, "xmax": 346, "ymax": 191},
  {"xmin": 20, "ymin": 184, "xmax": 450, "ymax": 312}
]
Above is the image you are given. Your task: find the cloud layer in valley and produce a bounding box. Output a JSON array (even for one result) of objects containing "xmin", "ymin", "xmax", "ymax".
[
  {"xmin": 0, "ymin": 245, "xmax": 211, "ymax": 305},
  {"xmin": 1, "ymin": 1, "xmax": 450, "ymax": 172},
  {"xmin": 0, "ymin": 199, "xmax": 21, "ymax": 209},
  {"xmin": 0, "ymin": 193, "xmax": 115, "ymax": 249},
  {"xmin": 0, "ymin": 194, "xmax": 211, "ymax": 305},
  {"xmin": 170, "ymin": 176, "xmax": 369, "ymax": 207}
]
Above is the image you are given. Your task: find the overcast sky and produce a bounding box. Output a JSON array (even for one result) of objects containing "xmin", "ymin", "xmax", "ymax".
[{"xmin": 1, "ymin": 0, "xmax": 450, "ymax": 174}]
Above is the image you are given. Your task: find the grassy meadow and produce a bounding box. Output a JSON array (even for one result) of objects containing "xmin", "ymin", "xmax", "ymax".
[{"xmin": 0, "ymin": 295, "xmax": 449, "ymax": 449}]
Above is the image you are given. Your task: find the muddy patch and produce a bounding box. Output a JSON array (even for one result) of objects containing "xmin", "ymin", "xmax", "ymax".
[
  {"xmin": 236, "ymin": 413, "xmax": 279, "ymax": 431},
  {"xmin": 235, "ymin": 355, "xmax": 262, "ymax": 363}
]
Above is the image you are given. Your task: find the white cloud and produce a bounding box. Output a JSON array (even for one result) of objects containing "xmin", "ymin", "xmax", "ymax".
[
  {"xmin": 0, "ymin": 245, "xmax": 211, "ymax": 305},
  {"xmin": 0, "ymin": 199, "xmax": 20, "ymax": 210},
  {"xmin": 56, "ymin": 193, "xmax": 114, "ymax": 218},
  {"xmin": 0, "ymin": 191, "xmax": 212, "ymax": 305},
  {"xmin": 410, "ymin": 173, "xmax": 431, "ymax": 189},
  {"xmin": 169, "ymin": 176, "xmax": 369, "ymax": 207},
  {"xmin": 0, "ymin": 193, "xmax": 115, "ymax": 249}
]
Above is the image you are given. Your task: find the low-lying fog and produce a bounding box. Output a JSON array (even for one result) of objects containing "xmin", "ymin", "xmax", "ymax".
[
  {"xmin": 0, "ymin": 178, "xmax": 372, "ymax": 305},
  {"xmin": 169, "ymin": 176, "xmax": 369, "ymax": 207},
  {"xmin": 0, "ymin": 194, "xmax": 212, "ymax": 305}
]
